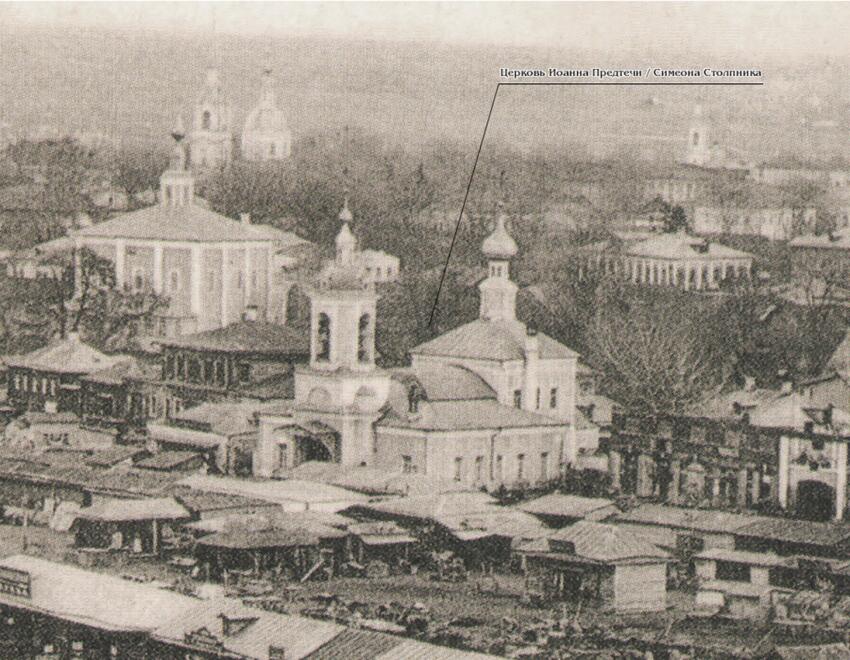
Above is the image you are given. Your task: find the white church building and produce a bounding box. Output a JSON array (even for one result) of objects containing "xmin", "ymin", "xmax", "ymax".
[{"xmin": 255, "ymin": 206, "xmax": 592, "ymax": 490}]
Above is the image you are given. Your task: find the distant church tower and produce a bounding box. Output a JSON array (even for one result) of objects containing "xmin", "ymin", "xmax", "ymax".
[
  {"xmin": 479, "ymin": 205, "xmax": 519, "ymax": 322},
  {"xmin": 242, "ymin": 62, "xmax": 292, "ymax": 162},
  {"xmin": 293, "ymin": 197, "xmax": 391, "ymax": 466},
  {"xmin": 188, "ymin": 68, "xmax": 234, "ymax": 170},
  {"xmin": 685, "ymin": 104, "xmax": 711, "ymax": 167}
]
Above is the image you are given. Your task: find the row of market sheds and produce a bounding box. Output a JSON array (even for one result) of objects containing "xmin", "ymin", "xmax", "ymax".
[{"xmin": 0, "ymin": 554, "xmax": 497, "ymax": 660}]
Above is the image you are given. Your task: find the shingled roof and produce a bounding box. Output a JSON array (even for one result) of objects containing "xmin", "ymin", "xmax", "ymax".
[
  {"xmin": 160, "ymin": 320, "xmax": 309, "ymax": 355},
  {"xmin": 519, "ymin": 521, "xmax": 669, "ymax": 564},
  {"xmin": 74, "ymin": 203, "xmax": 288, "ymax": 243},
  {"xmin": 4, "ymin": 335, "xmax": 126, "ymax": 375},
  {"xmin": 626, "ymin": 232, "xmax": 753, "ymax": 260},
  {"xmin": 410, "ymin": 319, "xmax": 577, "ymax": 362}
]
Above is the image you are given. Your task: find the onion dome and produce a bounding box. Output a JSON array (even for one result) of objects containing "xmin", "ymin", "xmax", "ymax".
[
  {"xmin": 482, "ymin": 206, "xmax": 518, "ymax": 260},
  {"xmin": 335, "ymin": 196, "xmax": 357, "ymax": 254}
]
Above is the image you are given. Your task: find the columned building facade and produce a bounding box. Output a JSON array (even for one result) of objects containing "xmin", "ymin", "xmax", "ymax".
[
  {"xmin": 74, "ymin": 130, "xmax": 288, "ymax": 337},
  {"xmin": 575, "ymin": 232, "xmax": 753, "ymax": 291}
]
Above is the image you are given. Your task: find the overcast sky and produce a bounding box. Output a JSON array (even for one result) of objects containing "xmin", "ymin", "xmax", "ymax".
[{"xmin": 3, "ymin": 2, "xmax": 849, "ymax": 61}]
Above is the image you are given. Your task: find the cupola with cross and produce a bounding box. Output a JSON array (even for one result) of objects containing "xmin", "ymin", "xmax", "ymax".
[{"xmin": 479, "ymin": 204, "xmax": 519, "ymax": 322}]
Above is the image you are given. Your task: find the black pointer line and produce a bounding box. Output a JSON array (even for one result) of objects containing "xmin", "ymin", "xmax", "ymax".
[{"xmin": 426, "ymin": 79, "xmax": 765, "ymax": 326}]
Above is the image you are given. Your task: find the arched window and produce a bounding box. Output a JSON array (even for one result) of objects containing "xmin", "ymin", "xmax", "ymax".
[
  {"xmin": 132, "ymin": 269, "xmax": 145, "ymax": 292},
  {"xmin": 358, "ymin": 314, "xmax": 371, "ymax": 363},
  {"xmin": 692, "ymin": 131, "xmax": 700, "ymax": 146},
  {"xmin": 169, "ymin": 269, "xmax": 180, "ymax": 293},
  {"xmin": 202, "ymin": 110, "xmax": 211, "ymax": 130},
  {"xmin": 270, "ymin": 143, "xmax": 276, "ymax": 157},
  {"xmin": 316, "ymin": 313, "xmax": 331, "ymax": 362}
]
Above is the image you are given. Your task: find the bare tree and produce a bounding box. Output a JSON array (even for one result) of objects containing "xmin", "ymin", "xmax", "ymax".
[{"xmin": 587, "ymin": 296, "xmax": 722, "ymax": 415}]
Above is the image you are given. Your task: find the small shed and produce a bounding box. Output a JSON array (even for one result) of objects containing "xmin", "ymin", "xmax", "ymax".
[
  {"xmin": 516, "ymin": 520, "xmax": 670, "ymax": 612},
  {"xmin": 72, "ymin": 497, "xmax": 190, "ymax": 554},
  {"xmin": 517, "ymin": 494, "xmax": 618, "ymax": 528},
  {"xmin": 347, "ymin": 521, "xmax": 416, "ymax": 567},
  {"xmin": 190, "ymin": 512, "xmax": 348, "ymax": 580}
]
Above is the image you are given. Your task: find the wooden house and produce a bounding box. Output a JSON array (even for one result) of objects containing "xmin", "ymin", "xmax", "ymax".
[{"xmin": 516, "ymin": 520, "xmax": 670, "ymax": 612}]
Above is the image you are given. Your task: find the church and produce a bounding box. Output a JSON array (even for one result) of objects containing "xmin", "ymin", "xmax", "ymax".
[
  {"xmin": 254, "ymin": 204, "xmax": 589, "ymax": 490},
  {"xmin": 241, "ymin": 63, "xmax": 293, "ymax": 162},
  {"xmin": 187, "ymin": 65, "xmax": 293, "ymax": 168},
  {"xmin": 74, "ymin": 124, "xmax": 300, "ymax": 337}
]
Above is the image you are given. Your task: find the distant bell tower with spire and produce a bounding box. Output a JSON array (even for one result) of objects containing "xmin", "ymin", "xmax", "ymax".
[
  {"xmin": 188, "ymin": 67, "xmax": 234, "ymax": 170},
  {"xmin": 685, "ymin": 104, "xmax": 711, "ymax": 167}
]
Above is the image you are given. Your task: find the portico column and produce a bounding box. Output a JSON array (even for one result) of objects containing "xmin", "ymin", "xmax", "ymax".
[
  {"xmin": 191, "ymin": 245, "xmax": 202, "ymax": 319},
  {"xmin": 637, "ymin": 453, "xmax": 654, "ymax": 497},
  {"xmin": 751, "ymin": 467, "xmax": 761, "ymax": 504},
  {"xmin": 608, "ymin": 449, "xmax": 622, "ymax": 492},
  {"xmin": 244, "ymin": 244, "xmax": 253, "ymax": 308},
  {"xmin": 115, "ymin": 239, "xmax": 126, "ymax": 290},
  {"xmin": 696, "ymin": 264, "xmax": 704, "ymax": 290},
  {"xmin": 153, "ymin": 244, "xmax": 163, "ymax": 294},
  {"xmin": 669, "ymin": 460, "xmax": 681, "ymax": 504},
  {"xmin": 684, "ymin": 264, "xmax": 691, "ymax": 291},
  {"xmin": 707, "ymin": 263, "xmax": 715, "ymax": 288},
  {"xmin": 737, "ymin": 468, "xmax": 749, "ymax": 508},
  {"xmin": 835, "ymin": 443, "xmax": 847, "ymax": 521},
  {"xmin": 221, "ymin": 246, "xmax": 230, "ymax": 327},
  {"xmin": 631, "ymin": 260, "xmax": 638, "ymax": 284},
  {"xmin": 711, "ymin": 472, "xmax": 721, "ymax": 504},
  {"xmin": 778, "ymin": 435, "xmax": 790, "ymax": 510}
]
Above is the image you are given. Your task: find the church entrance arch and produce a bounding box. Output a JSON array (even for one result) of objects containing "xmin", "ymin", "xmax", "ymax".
[
  {"xmin": 299, "ymin": 435, "xmax": 333, "ymax": 463},
  {"xmin": 291, "ymin": 421, "xmax": 341, "ymax": 465},
  {"xmin": 796, "ymin": 480, "xmax": 836, "ymax": 522}
]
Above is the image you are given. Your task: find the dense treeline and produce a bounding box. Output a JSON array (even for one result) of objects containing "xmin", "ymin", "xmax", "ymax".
[{"xmin": 0, "ymin": 133, "xmax": 847, "ymax": 416}]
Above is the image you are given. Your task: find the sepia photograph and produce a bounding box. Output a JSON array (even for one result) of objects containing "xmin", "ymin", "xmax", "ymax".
[{"xmin": 0, "ymin": 1, "xmax": 847, "ymax": 657}]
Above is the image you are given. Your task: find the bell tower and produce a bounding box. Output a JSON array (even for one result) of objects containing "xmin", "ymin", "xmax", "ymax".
[
  {"xmin": 293, "ymin": 196, "xmax": 390, "ymax": 467},
  {"xmin": 307, "ymin": 197, "xmax": 377, "ymax": 373},
  {"xmin": 479, "ymin": 204, "xmax": 519, "ymax": 322},
  {"xmin": 686, "ymin": 104, "xmax": 711, "ymax": 167},
  {"xmin": 188, "ymin": 68, "xmax": 234, "ymax": 169}
]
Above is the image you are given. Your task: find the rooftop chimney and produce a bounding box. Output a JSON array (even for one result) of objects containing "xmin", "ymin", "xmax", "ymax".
[
  {"xmin": 824, "ymin": 403, "xmax": 834, "ymax": 427},
  {"xmin": 240, "ymin": 213, "xmax": 251, "ymax": 225},
  {"xmin": 218, "ymin": 613, "xmax": 257, "ymax": 638},
  {"xmin": 66, "ymin": 332, "xmax": 80, "ymax": 343},
  {"xmin": 743, "ymin": 375, "xmax": 756, "ymax": 392},
  {"xmin": 781, "ymin": 380, "xmax": 794, "ymax": 395}
]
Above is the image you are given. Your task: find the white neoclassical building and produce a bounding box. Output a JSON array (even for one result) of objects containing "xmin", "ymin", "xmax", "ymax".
[
  {"xmin": 576, "ymin": 232, "xmax": 753, "ymax": 292},
  {"xmin": 73, "ymin": 129, "xmax": 299, "ymax": 337},
  {"xmin": 241, "ymin": 64, "xmax": 292, "ymax": 162}
]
